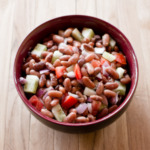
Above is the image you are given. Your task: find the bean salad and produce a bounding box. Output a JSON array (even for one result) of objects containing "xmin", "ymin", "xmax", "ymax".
[{"xmin": 20, "ymin": 27, "xmax": 131, "ymax": 123}]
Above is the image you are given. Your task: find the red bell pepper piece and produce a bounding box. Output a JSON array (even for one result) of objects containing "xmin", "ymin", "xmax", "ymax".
[
  {"xmin": 29, "ymin": 95, "xmax": 43, "ymax": 111},
  {"xmin": 62, "ymin": 95, "xmax": 78, "ymax": 109},
  {"xmin": 100, "ymin": 57, "xmax": 111, "ymax": 66},
  {"xmin": 55, "ymin": 66, "xmax": 66, "ymax": 78},
  {"xmin": 114, "ymin": 53, "xmax": 127, "ymax": 64},
  {"xmin": 91, "ymin": 59, "xmax": 101, "ymax": 68},
  {"xmin": 74, "ymin": 64, "xmax": 82, "ymax": 80}
]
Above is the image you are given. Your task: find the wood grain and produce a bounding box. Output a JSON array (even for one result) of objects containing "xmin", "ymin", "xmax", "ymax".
[{"xmin": 0, "ymin": 0, "xmax": 150, "ymax": 150}]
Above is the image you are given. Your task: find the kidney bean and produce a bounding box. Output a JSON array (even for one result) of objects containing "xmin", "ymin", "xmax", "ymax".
[
  {"xmin": 105, "ymin": 67, "xmax": 119, "ymax": 79},
  {"xmin": 120, "ymin": 74, "xmax": 131, "ymax": 84},
  {"xmin": 75, "ymin": 116, "xmax": 89, "ymax": 123},
  {"xmin": 89, "ymin": 42, "xmax": 94, "ymax": 47},
  {"xmin": 90, "ymin": 95, "xmax": 103, "ymax": 101},
  {"xmin": 63, "ymin": 78, "xmax": 71, "ymax": 92},
  {"xmin": 87, "ymin": 114, "xmax": 96, "ymax": 122},
  {"xmin": 104, "ymin": 89, "xmax": 116, "ymax": 98},
  {"xmin": 59, "ymin": 86, "xmax": 66, "ymax": 94},
  {"xmin": 26, "ymin": 56, "xmax": 32, "ymax": 62},
  {"xmin": 102, "ymin": 75, "xmax": 108, "ymax": 83},
  {"xmin": 108, "ymin": 105, "xmax": 118, "ymax": 113},
  {"xmin": 50, "ymin": 73, "xmax": 57, "ymax": 86},
  {"xmin": 82, "ymin": 37, "xmax": 90, "ymax": 43},
  {"xmin": 45, "ymin": 52, "xmax": 53, "ymax": 62},
  {"xmin": 94, "ymin": 67, "xmax": 101, "ymax": 75},
  {"xmin": 92, "ymin": 100, "xmax": 101, "ymax": 115},
  {"xmin": 78, "ymin": 58, "xmax": 86, "ymax": 67},
  {"xmin": 61, "ymin": 61, "xmax": 71, "ymax": 67},
  {"xmin": 53, "ymin": 59, "xmax": 61, "ymax": 67},
  {"xmin": 82, "ymin": 76, "xmax": 95, "ymax": 88},
  {"xmin": 72, "ymin": 46, "xmax": 79, "ymax": 54},
  {"xmin": 39, "ymin": 74, "xmax": 46, "ymax": 88},
  {"xmin": 22, "ymin": 62, "xmax": 29, "ymax": 71},
  {"xmin": 33, "ymin": 61, "xmax": 45, "ymax": 71},
  {"xmin": 114, "ymin": 46, "xmax": 119, "ymax": 52},
  {"xmin": 41, "ymin": 51, "xmax": 49, "ymax": 58},
  {"xmin": 85, "ymin": 53, "xmax": 95, "ymax": 62},
  {"xmin": 85, "ymin": 63, "xmax": 94, "ymax": 75},
  {"xmin": 59, "ymin": 47, "xmax": 73, "ymax": 55},
  {"xmin": 104, "ymin": 82, "xmax": 119, "ymax": 90},
  {"xmin": 68, "ymin": 54, "xmax": 79, "ymax": 64},
  {"xmin": 71, "ymin": 87, "xmax": 79, "ymax": 94},
  {"xmin": 64, "ymin": 28, "xmax": 73, "ymax": 37},
  {"xmin": 26, "ymin": 67, "xmax": 30, "ymax": 74},
  {"xmin": 64, "ymin": 112, "xmax": 76, "ymax": 123},
  {"xmin": 96, "ymin": 40, "xmax": 103, "ymax": 48},
  {"xmin": 52, "ymin": 35, "xmax": 64, "ymax": 44},
  {"xmin": 31, "ymin": 53, "xmax": 40, "ymax": 62},
  {"xmin": 50, "ymin": 99, "xmax": 59, "ymax": 107},
  {"xmin": 48, "ymin": 90, "xmax": 62, "ymax": 98},
  {"xmin": 69, "ymin": 108, "xmax": 77, "ymax": 113},
  {"xmin": 73, "ymin": 41, "xmax": 81, "ymax": 48},
  {"xmin": 44, "ymin": 40, "xmax": 53, "ymax": 48},
  {"xmin": 116, "ymin": 63, "xmax": 122, "ymax": 68},
  {"xmin": 46, "ymin": 62, "xmax": 55, "ymax": 71},
  {"xmin": 60, "ymin": 55, "xmax": 71, "ymax": 61},
  {"xmin": 41, "ymin": 109, "xmax": 53, "ymax": 118},
  {"xmin": 102, "ymin": 34, "xmax": 110, "ymax": 47},
  {"xmin": 48, "ymin": 45, "xmax": 58, "ymax": 52},
  {"xmin": 46, "ymin": 80, "xmax": 51, "ymax": 88},
  {"xmin": 101, "ymin": 94, "xmax": 108, "ymax": 106},
  {"xmin": 30, "ymin": 69, "xmax": 40, "ymax": 78},
  {"xmin": 111, "ymin": 62, "xmax": 116, "ymax": 69},
  {"xmin": 44, "ymin": 96, "xmax": 52, "ymax": 110},
  {"xmin": 96, "ymin": 82, "xmax": 104, "ymax": 95},
  {"xmin": 98, "ymin": 108, "xmax": 108, "ymax": 118},
  {"xmin": 66, "ymin": 37, "xmax": 73, "ymax": 44},
  {"xmin": 71, "ymin": 80, "xmax": 79, "ymax": 86},
  {"xmin": 29, "ymin": 59, "xmax": 35, "ymax": 69},
  {"xmin": 82, "ymin": 108, "xmax": 88, "ymax": 116},
  {"xmin": 81, "ymin": 67, "xmax": 88, "ymax": 77},
  {"xmin": 83, "ymin": 43, "xmax": 94, "ymax": 51},
  {"xmin": 58, "ymin": 30, "xmax": 64, "ymax": 37}
]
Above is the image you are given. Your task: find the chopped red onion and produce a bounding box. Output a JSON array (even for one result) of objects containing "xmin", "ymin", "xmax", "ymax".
[
  {"xmin": 76, "ymin": 103, "xmax": 88, "ymax": 114},
  {"xmin": 19, "ymin": 77, "xmax": 27, "ymax": 84},
  {"xmin": 109, "ymin": 92, "xmax": 119, "ymax": 105},
  {"xmin": 36, "ymin": 88, "xmax": 46, "ymax": 98},
  {"xmin": 87, "ymin": 97, "xmax": 92, "ymax": 102},
  {"xmin": 87, "ymin": 103, "xmax": 92, "ymax": 113},
  {"xmin": 40, "ymin": 69, "xmax": 49, "ymax": 74},
  {"xmin": 94, "ymin": 47, "xmax": 105, "ymax": 54},
  {"xmin": 67, "ymin": 71, "xmax": 75, "ymax": 78},
  {"xmin": 96, "ymin": 73, "xmax": 102, "ymax": 79},
  {"xmin": 42, "ymin": 92, "xmax": 48, "ymax": 100},
  {"xmin": 68, "ymin": 92, "xmax": 79, "ymax": 99},
  {"xmin": 102, "ymin": 66, "xmax": 109, "ymax": 77}
]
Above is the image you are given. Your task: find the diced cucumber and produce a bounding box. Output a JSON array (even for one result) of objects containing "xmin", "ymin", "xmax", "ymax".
[
  {"xmin": 72, "ymin": 28, "xmax": 83, "ymax": 42},
  {"xmin": 82, "ymin": 28, "xmax": 95, "ymax": 40},
  {"xmin": 116, "ymin": 67, "xmax": 125, "ymax": 79},
  {"xmin": 66, "ymin": 65, "xmax": 75, "ymax": 72},
  {"xmin": 99, "ymin": 104, "xmax": 107, "ymax": 111},
  {"xmin": 24, "ymin": 75, "xmax": 39, "ymax": 94},
  {"xmin": 102, "ymin": 51, "xmax": 116, "ymax": 62},
  {"xmin": 31, "ymin": 43, "xmax": 47, "ymax": 58},
  {"xmin": 110, "ymin": 38, "xmax": 116, "ymax": 48},
  {"xmin": 83, "ymin": 87, "xmax": 96, "ymax": 96},
  {"xmin": 51, "ymin": 50, "xmax": 63, "ymax": 64},
  {"xmin": 114, "ymin": 81, "xmax": 126, "ymax": 95},
  {"xmin": 94, "ymin": 47, "xmax": 105, "ymax": 54},
  {"xmin": 52, "ymin": 104, "xmax": 66, "ymax": 122}
]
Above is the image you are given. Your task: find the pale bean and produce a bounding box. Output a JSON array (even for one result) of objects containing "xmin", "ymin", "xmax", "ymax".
[
  {"xmin": 90, "ymin": 95, "xmax": 103, "ymax": 101},
  {"xmin": 75, "ymin": 116, "xmax": 89, "ymax": 123},
  {"xmin": 102, "ymin": 34, "xmax": 110, "ymax": 46},
  {"xmin": 59, "ymin": 86, "xmax": 66, "ymax": 94},
  {"xmin": 50, "ymin": 99, "xmax": 59, "ymax": 107},
  {"xmin": 30, "ymin": 69, "xmax": 40, "ymax": 78},
  {"xmin": 85, "ymin": 63, "xmax": 94, "ymax": 75},
  {"xmin": 87, "ymin": 114, "xmax": 96, "ymax": 122},
  {"xmin": 64, "ymin": 28, "xmax": 73, "ymax": 37}
]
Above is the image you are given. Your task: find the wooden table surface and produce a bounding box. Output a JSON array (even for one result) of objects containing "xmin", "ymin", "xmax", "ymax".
[{"xmin": 0, "ymin": 0, "xmax": 150, "ymax": 150}]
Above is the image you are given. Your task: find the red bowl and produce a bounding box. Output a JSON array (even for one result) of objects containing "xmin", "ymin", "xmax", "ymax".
[{"xmin": 13, "ymin": 15, "xmax": 138, "ymax": 133}]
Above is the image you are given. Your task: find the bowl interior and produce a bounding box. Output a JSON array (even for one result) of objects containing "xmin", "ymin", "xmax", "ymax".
[{"xmin": 14, "ymin": 15, "xmax": 138, "ymax": 127}]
